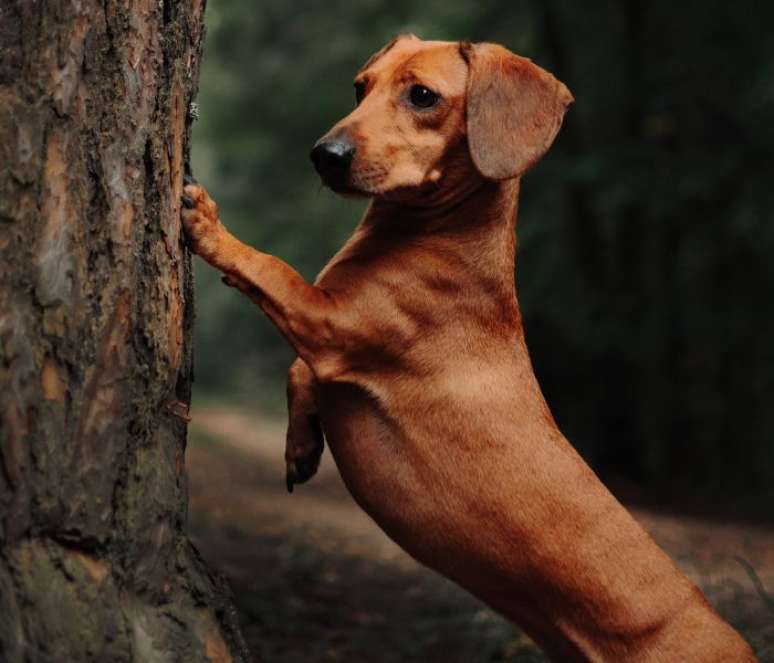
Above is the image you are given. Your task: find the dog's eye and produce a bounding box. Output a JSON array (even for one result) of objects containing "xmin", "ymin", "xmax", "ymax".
[
  {"xmin": 354, "ymin": 81, "xmax": 366, "ymax": 106},
  {"xmin": 409, "ymin": 85, "xmax": 439, "ymax": 109}
]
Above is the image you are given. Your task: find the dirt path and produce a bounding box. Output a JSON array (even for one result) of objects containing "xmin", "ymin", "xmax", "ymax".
[{"xmin": 187, "ymin": 407, "xmax": 774, "ymax": 662}]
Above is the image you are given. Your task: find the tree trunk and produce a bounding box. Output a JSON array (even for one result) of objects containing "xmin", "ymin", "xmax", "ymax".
[{"xmin": 0, "ymin": 1, "xmax": 250, "ymax": 661}]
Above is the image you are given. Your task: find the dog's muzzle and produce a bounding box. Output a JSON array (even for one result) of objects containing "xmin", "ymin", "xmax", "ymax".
[{"xmin": 310, "ymin": 138, "xmax": 356, "ymax": 189}]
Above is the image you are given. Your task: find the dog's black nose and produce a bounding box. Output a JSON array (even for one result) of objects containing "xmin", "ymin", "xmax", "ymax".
[{"xmin": 310, "ymin": 139, "xmax": 355, "ymax": 180}]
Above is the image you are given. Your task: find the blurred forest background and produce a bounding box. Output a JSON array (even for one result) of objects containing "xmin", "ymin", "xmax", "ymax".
[{"xmin": 190, "ymin": 0, "xmax": 774, "ymax": 505}]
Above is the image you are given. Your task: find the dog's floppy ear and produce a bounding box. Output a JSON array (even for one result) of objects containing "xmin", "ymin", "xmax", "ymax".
[{"xmin": 460, "ymin": 42, "xmax": 573, "ymax": 180}]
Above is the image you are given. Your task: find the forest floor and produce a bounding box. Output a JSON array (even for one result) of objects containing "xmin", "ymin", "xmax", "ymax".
[{"xmin": 187, "ymin": 406, "xmax": 774, "ymax": 663}]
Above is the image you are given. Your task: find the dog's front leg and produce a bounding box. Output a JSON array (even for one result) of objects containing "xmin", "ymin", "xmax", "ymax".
[
  {"xmin": 285, "ymin": 358, "xmax": 324, "ymax": 492},
  {"xmin": 181, "ymin": 181, "xmax": 344, "ymax": 373}
]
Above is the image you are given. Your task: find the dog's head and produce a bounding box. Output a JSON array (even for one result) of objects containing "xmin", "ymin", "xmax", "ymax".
[{"xmin": 310, "ymin": 35, "xmax": 573, "ymax": 200}]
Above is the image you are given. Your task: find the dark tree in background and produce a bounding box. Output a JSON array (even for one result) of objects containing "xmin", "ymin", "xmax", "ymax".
[{"xmin": 0, "ymin": 1, "xmax": 248, "ymax": 661}]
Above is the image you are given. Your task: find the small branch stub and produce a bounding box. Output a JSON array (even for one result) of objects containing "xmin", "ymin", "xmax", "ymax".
[{"xmin": 166, "ymin": 399, "xmax": 192, "ymax": 422}]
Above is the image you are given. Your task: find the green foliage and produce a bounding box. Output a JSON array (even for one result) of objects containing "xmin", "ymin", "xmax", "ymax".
[{"xmin": 192, "ymin": 0, "xmax": 774, "ymax": 495}]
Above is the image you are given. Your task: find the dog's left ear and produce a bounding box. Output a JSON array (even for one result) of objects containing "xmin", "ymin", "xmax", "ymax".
[{"xmin": 460, "ymin": 42, "xmax": 573, "ymax": 180}]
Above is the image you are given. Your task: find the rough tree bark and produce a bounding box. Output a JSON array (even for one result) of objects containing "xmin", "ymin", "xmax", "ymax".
[{"xmin": 0, "ymin": 1, "xmax": 250, "ymax": 661}]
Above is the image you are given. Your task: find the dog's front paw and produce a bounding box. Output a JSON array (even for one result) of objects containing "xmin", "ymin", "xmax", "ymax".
[
  {"xmin": 181, "ymin": 176, "xmax": 225, "ymax": 259},
  {"xmin": 285, "ymin": 413, "xmax": 325, "ymax": 493}
]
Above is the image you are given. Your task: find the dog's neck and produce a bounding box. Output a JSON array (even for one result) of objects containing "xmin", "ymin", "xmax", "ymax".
[
  {"xmin": 364, "ymin": 177, "xmax": 523, "ymax": 304},
  {"xmin": 366, "ymin": 176, "xmax": 519, "ymax": 233}
]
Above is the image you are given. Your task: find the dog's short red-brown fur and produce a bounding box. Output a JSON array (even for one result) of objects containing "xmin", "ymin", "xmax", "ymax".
[{"xmin": 182, "ymin": 35, "xmax": 756, "ymax": 662}]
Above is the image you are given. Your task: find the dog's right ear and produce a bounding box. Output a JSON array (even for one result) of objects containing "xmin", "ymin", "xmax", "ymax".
[{"xmin": 460, "ymin": 42, "xmax": 573, "ymax": 181}]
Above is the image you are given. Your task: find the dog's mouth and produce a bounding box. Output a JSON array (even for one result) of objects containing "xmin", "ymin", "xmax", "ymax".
[
  {"xmin": 320, "ymin": 176, "xmax": 369, "ymax": 198},
  {"xmin": 317, "ymin": 160, "xmax": 452, "ymax": 202}
]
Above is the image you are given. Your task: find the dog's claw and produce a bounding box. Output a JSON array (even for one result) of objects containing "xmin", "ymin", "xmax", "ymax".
[
  {"xmin": 181, "ymin": 193, "xmax": 195, "ymax": 209},
  {"xmin": 296, "ymin": 457, "xmax": 317, "ymax": 482},
  {"xmin": 285, "ymin": 450, "xmax": 322, "ymax": 494}
]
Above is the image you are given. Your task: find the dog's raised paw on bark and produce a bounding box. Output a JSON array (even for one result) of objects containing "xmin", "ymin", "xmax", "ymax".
[{"xmin": 180, "ymin": 182, "xmax": 225, "ymax": 258}]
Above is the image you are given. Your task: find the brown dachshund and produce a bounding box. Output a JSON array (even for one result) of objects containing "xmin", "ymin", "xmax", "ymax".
[{"xmin": 182, "ymin": 35, "xmax": 756, "ymax": 662}]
